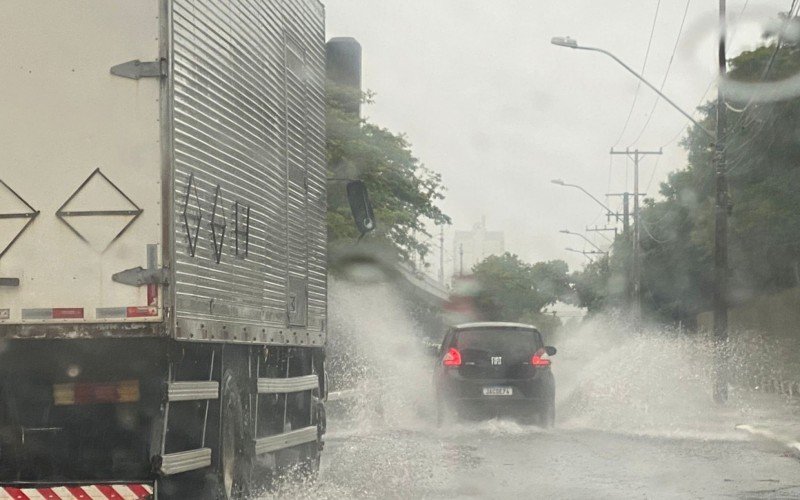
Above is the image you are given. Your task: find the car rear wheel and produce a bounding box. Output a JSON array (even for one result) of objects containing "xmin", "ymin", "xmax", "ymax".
[
  {"xmin": 435, "ymin": 398, "xmax": 444, "ymax": 427},
  {"xmin": 539, "ymin": 400, "xmax": 555, "ymax": 428},
  {"xmin": 435, "ymin": 396, "xmax": 457, "ymax": 427}
]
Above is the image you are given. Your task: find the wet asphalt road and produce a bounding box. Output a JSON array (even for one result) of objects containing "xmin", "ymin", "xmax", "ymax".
[
  {"xmin": 312, "ymin": 287, "xmax": 800, "ymax": 499},
  {"xmin": 309, "ymin": 421, "xmax": 800, "ymax": 499}
]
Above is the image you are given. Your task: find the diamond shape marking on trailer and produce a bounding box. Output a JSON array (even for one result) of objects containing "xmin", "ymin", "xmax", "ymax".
[
  {"xmin": 55, "ymin": 168, "xmax": 143, "ymax": 252},
  {"xmin": 181, "ymin": 172, "xmax": 203, "ymax": 257},
  {"xmin": 0, "ymin": 179, "xmax": 40, "ymax": 260},
  {"xmin": 210, "ymin": 185, "xmax": 226, "ymax": 264}
]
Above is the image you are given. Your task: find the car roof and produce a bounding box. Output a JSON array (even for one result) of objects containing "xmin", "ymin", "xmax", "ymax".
[{"xmin": 453, "ymin": 322, "xmax": 539, "ymax": 331}]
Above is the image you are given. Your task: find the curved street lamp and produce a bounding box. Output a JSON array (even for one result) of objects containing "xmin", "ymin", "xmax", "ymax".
[
  {"xmin": 550, "ymin": 37, "xmax": 714, "ymax": 139},
  {"xmin": 559, "ymin": 229, "xmax": 606, "ymax": 253},
  {"xmin": 551, "ymin": 179, "xmax": 621, "ymax": 223}
]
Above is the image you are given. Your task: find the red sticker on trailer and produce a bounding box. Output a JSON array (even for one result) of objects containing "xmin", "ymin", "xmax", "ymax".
[
  {"xmin": 146, "ymin": 284, "xmax": 158, "ymax": 307},
  {"xmin": 126, "ymin": 306, "xmax": 157, "ymax": 318},
  {"xmin": 52, "ymin": 308, "xmax": 84, "ymax": 319}
]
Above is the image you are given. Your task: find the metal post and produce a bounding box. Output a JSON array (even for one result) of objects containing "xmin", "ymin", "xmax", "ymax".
[
  {"xmin": 633, "ymin": 151, "xmax": 641, "ymax": 322},
  {"xmin": 459, "ymin": 244, "xmax": 464, "ymax": 277},
  {"xmin": 607, "ymin": 192, "xmax": 632, "ymax": 303},
  {"xmin": 439, "ymin": 225, "xmax": 445, "ymax": 284},
  {"xmin": 623, "ymin": 192, "xmax": 631, "ymax": 304},
  {"xmin": 713, "ymin": 0, "xmax": 729, "ymax": 404},
  {"xmin": 622, "ymin": 192, "xmax": 630, "ymax": 234},
  {"xmin": 610, "ymin": 148, "xmax": 661, "ymax": 325}
]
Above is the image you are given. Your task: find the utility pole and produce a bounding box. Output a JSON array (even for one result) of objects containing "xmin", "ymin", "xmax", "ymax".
[
  {"xmin": 586, "ymin": 225, "xmax": 618, "ymax": 243},
  {"xmin": 622, "ymin": 193, "xmax": 630, "ymax": 234},
  {"xmin": 459, "ymin": 244, "xmax": 464, "ymax": 277},
  {"xmin": 606, "ymin": 192, "xmax": 634, "ymax": 234},
  {"xmin": 565, "ymin": 247, "xmax": 607, "ymax": 263},
  {"xmin": 610, "ymin": 148, "xmax": 662, "ymax": 324},
  {"xmin": 713, "ymin": 0, "xmax": 729, "ymax": 403},
  {"xmin": 608, "ymin": 192, "xmax": 633, "ymax": 303},
  {"xmin": 439, "ymin": 225, "xmax": 445, "ymax": 285},
  {"xmin": 586, "ymin": 225, "xmax": 618, "ymax": 236}
]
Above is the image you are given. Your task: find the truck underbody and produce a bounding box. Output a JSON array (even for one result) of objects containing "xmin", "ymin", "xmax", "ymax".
[
  {"xmin": 0, "ymin": 0, "xmax": 333, "ymax": 497},
  {"xmin": 0, "ymin": 337, "xmax": 325, "ymax": 498}
]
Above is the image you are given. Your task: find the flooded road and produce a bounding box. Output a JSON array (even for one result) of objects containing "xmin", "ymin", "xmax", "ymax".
[
  {"xmin": 317, "ymin": 421, "xmax": 800, "ymax": 499},
  {"xmin": 287, "ymin": 282, "xmax": 800, "ymax": 499}
]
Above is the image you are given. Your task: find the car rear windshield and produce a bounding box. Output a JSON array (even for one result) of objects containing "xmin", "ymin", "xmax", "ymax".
[{"xmin": 453, "ymin": 328, "xmax": 542, "ymax": 352}]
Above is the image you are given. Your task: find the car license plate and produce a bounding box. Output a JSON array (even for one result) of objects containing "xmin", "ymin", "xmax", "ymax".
[{"xmin": 482, "ymin": 386, "xmax": 513, "ymax": 396}]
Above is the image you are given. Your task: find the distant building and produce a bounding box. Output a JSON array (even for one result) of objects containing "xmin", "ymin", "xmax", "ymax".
[{"xmin": 453, "ymin": 217, "xmax": 505, "ymax": 276}]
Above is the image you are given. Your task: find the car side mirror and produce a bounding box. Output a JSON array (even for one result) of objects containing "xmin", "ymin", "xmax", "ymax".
[
  {"xmin": 544, "ymin": 346, "xmax": 557, "ymax": 356},
  {"xmin": 346, "ymin": 180, "xmax": 376, "ymax": 236}
]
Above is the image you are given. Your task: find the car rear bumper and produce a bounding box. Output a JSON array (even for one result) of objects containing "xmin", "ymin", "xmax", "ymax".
[{"xmin": 437, "ymin": 369, "xmax": 555, "ymax": 402}]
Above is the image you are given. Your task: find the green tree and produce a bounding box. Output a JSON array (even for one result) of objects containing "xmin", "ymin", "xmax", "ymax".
[
  {"xmin": 471, "ymin": 253, "xmax": 570, "ymax": 323},
  {"xmin": 571, "ymin": 255, "xmax": 611, "ymax": 313},
  {"xmin": 326, "ymin": 83, "xmax": 450, "ymax": 264},
  {"xmin": 588, "ymin": 13, "xmax": 800, "ymax": 325}
]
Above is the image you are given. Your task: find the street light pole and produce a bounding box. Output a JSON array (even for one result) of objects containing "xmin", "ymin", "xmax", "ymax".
[
  {"xmin": 551, "ymin": 179, "xmax": 622, "ymax": 223},
  {"xmin": 552, "ymin": 24, "xmax": 729, "ymax": 401},
  {"xmin": 550, "ymin": 37, "xmax": 714, "ymax": 140},
  {"xmin": 565, "ymin": 247, "xmax": 606, "ymax": 263},
  {"xmin": 559, "ymin": 229, "xmax": 605, "ymax": 252}
]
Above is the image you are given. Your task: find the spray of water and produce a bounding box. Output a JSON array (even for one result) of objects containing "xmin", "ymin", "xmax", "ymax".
[
  {"xmin": 264, "ymin": 281, "xmax": 800, "ymax": 498},
  {"xmin": 325, "ymin": 278, "xmax": 436, "ymax": 430},
  {"xmin": 554, "ymin": 313, "xmax": 800, "ymax": 441}
]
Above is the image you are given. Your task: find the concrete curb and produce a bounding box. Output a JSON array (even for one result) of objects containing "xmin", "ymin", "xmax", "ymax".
[{"xmin": 735, "ymin": 424, "xmax": 800, "ymax": 452}]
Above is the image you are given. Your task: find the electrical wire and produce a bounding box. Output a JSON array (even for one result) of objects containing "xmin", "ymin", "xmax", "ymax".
[
  {"xmin": 725, "ymin": 1, "xmax": 800, "ymax": 175},
  {"xmin": 629, "ymin": 0, "xmax": 693, "ymax": 146},
  {"xmin": 612, "ymin": 0, "xmax": 662, "ymax": 147},
  {"xmin": 644, "ymin": 154, "xmax": 663, "ymax": 194},
  {"xmin": 659, "ymin": 0, "xmax": 754, "ymax": 149},
  {"xmin": 726, "ymin": 0, "xmax": 799, "ymax": 134},
  {"xmin": 660, "ymin": 79, "xmax": 714, "ymax": 148},
  {"xmin": 641, "ymin": 217, "xmax": 674, "ymax": 243}
]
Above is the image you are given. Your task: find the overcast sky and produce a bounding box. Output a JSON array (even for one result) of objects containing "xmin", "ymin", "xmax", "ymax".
[{"xmin": 324, "ymin": 0, "xmax": 788, "ymax": 276}]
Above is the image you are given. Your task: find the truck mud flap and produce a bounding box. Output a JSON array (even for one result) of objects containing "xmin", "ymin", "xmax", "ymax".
[{"xmin": 0, "ymin": 483, "xmax": 153, "ymax": 499}]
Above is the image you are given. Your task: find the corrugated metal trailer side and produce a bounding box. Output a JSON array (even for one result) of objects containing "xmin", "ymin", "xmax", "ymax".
[
  {"xmin": 0, "ymin": 0, "xmax": 326, "ymax": 348},
  {"xmin": 168, "ymin": 0, "xmax": 327, "ymax": 347}
]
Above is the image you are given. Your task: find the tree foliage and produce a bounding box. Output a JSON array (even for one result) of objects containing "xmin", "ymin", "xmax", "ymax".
[
  {"xmin": 572, "ymin": 16, "xmax": 800, "ymax": 325},
  {"xmin": 471, "ymin": 253, "xmax": 570, "ymax": 323},
  {"xmin": 326, "ymin": 83, "xmax": 450, "ymax": 263}
]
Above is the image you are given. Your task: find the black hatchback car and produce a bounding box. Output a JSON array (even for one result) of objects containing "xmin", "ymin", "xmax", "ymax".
[{"xmin": 433, "ymin": 322, "xmax": 556, "ymax": 427}]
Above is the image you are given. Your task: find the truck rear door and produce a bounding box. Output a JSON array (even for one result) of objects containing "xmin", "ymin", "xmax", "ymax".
[{"xmin": 0, "ymin": 1, "xmax": 164, "ymax": 326}]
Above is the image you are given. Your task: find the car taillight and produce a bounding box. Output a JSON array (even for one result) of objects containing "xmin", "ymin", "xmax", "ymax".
[
  {"xmin": 531, "ymin": 349, "xmax": 551, "ymax": 367},
  {"xmin": 443, "ymin": 347, "xmax": 462, "ymax": 367},
  {"xmin": 53, "ymin": 380, "xmax": 140, "ymax": 406}
]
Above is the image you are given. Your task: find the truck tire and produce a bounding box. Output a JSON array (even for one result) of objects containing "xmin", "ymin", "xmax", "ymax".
[
  {"xmin": 219, "ymin": 370, "xmax": 252, "ymax": 500},
  {"xmin": 297, "ymin": 440, "xmax": 321, "ymax": 481}
]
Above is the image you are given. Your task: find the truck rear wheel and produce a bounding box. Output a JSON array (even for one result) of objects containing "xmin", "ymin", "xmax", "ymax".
[{"xmin": 219, "ymin": 370, "xmax": 251, "ymax": 500}]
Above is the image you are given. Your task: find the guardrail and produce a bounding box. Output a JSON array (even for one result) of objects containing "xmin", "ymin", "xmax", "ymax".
[{"xmin": 752, "ymin": 377, "xmax": 800, "ymax": 398}]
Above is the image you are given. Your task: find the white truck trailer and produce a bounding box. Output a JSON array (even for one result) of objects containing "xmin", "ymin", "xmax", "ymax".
[{"xmin": 0, "ymin": 1, "xmax": 361, "ymax": 498}]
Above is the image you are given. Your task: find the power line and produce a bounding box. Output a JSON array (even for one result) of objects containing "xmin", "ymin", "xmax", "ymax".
[
  {"xmin": 612, "ymin": 0, "xmax": 662, "ymax": 147},
  {"xmin": 629, "ymin": 0, "xmax": 692, "ymax": 146},
  {"xmin": 659, "ymin": 0, "xmax": 754, "ymax": 150},
  {"xmin": 641, "ymin": 217, "xmax": 674, "ymax": 243},
  {"xmin": 726, "ymin": 0, "xmax": 800, "ymax": 135},
  {"xmin": 724, "ymin": 1, "xmax": 800, "ymax": 175},
  {"xmin": 644, "ymin": 154, "xmax": 663, "ymax": 193},
  {"xmin": 660, "ymin": 79, "xmax": 714, "ymax": 148}
]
